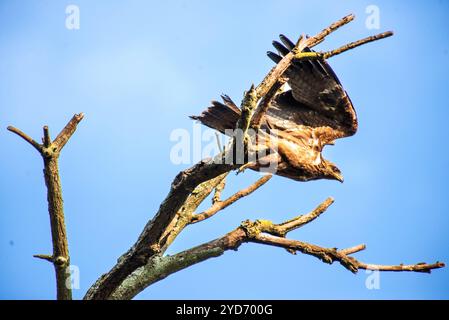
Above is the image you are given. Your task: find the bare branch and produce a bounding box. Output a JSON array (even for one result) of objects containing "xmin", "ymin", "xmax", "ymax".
[
  {"xmin": 252, "ymin": 233, "xmax": 358, "ymax": 272},
  {"xmin": 84, "ymin": 158, "xmax": 240, "ymax": 300},
  {"xmin": 212, "ymin": 176, "xmax": 226, "ymax": 204},
  {"xmin": 339, "ymin": 244, "xmax": 366, "ymax": 255},
  {"xmin": 251, "ymin": 233, "xmax": 444, "ymax": 274},
  {"xmin": 190, "ymin": 174, "xmax": 272, "ymax": 224},
  {"xmin": 322, "ymin": 31, "xmax": 394, "ymax": 59},
  {"xmin": 33, "ymin": 254, "xmax": 54, "ymax": 263},
  {"xmin": 273, "ymin": 197, "xmax": 334, "ymax": 235},
  {"xmin": 358, "ymin": 261, "xmax": 445, "ymax": 273},
  {"xmin": 7, "ymin": 126, "xmax": 42, "ymax": 152},
  {"xmin": 158, "ymin": 172, "xmax": 229, "ymax": 252},
  {"xmin": 111, "ymin": 203, "xmax": 443, "ymax": 299},
  {"xmin": 8, "ymin": 114, "xmax": 84, "ymax": 300},
  {"xmin": 43, "ymin": 126, "xmax": 51, "ymax": 148},
  {"xmin": 306, "ymin": 14, "xmax": 355, "ymax": 48},
  {"xmin": 53, "ymin": 113, "xmax": 84, "ymax": 151},
  {"xmin": 110, "ymin": 228, "xmax": 247, "ymax": 300}
]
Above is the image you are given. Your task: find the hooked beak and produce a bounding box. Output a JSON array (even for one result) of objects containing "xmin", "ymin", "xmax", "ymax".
[{"xmin": 332, "ymin": 171, "xmax": 344, "ymax": 183}]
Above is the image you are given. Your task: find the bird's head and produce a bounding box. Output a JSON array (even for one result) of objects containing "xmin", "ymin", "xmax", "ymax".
[{"xmin": 322, "ymin": 160, "xmax": 344, "ymax": 183}]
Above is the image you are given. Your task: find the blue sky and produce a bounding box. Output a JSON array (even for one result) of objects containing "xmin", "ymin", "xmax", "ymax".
[{"xmin": 1, "ymin": 0, "xmax": 448, "ymax": 299}]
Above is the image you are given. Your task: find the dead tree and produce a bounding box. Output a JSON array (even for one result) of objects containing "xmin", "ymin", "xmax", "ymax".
[{"xmin": 8, "ymin": 14, "xmax": 444, "ymax": 300}]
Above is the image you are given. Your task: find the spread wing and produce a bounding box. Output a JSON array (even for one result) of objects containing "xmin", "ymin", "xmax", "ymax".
[
  {"xmin": 266, "ymin": 35, "xmax": 358, "ymax": 139},
  {"xmin": 192, "ymin": 35, "xmax": 358, "ymax": 148}
]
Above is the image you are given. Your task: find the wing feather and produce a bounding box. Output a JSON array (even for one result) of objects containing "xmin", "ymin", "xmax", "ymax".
[{"xmin": 267, "ymin": 35, "xmax": 357, "ymax": 137}]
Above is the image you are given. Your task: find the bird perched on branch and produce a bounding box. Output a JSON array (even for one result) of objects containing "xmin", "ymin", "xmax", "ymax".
[{"xmin": 191, "ymin": 30, "xmax": 390, "ymax": 182}]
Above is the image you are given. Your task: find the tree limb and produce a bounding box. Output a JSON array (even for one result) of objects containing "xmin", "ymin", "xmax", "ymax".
[
  {"xmin": 110, "ymin": 199, "xmax": 444, "ymax": 299},
  {"xmin": 109, "ymin": 228, "xmax": 247, "ymax": 300},
  {"xmin": 251, "ymin": 233, "xmax": 444, "ymax": 273},
  {"xmin": 158, "ymin": 172, "xmax": 229, "ymax": 253},
  {"xmin": 7, "ymin": 113, "xmax": 84, "ymax": 300},
  {"xmin": 83, "ymin": 158, "xmax": 240, "ymax": 300}
]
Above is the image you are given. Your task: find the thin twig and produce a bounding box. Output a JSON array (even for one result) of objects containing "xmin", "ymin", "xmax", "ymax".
[
  {"xmin": 190, "ymin": 174, "xmax": 272, "ymax": 224},
  {"xmin": 339, "ymin": 244, "xmax": 366, "ymax": 255},
  {"xmin": 306, "ymin": 14, "xmax": 355, "ymax": 49},
  {"xmin": 253, "ymin": 233, "xmax": 359, "ymax": 272},
  {"xmin": 251, "ymin": 233, "xmax": 444, "ymax": 274},
  {"xmin": 43, "ymin": 126, "xmax": 51, "ymax": 148},
  {"xmin": 358, "ymin": 261, "xmax": 445, "ymax": 273},
  {"xmin": 274, "ymin": 197, "xmax": 334, "ymax": 235},
  {"xmin": 322, "ymin": 31, "xmax": 394, "ymax": 59},
  {"xmin": 7, "ymin": 126, "xmax": 42, "ymax": 152},
  {"xmin": 33, "ymin": 254, "xmax": 54, "ymax": 263}
]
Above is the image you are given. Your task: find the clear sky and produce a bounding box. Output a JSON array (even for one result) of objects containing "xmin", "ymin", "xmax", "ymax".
[{"xmin": 1, "ymin": 0, "xmax": 448, "ymax": 299}]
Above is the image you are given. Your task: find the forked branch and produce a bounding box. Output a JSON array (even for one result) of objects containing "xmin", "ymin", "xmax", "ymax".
[
  {"xmin": 7, "ymin": 113, "xmax": 84, "ymax": 300},
  {"xmin": 85, "ymin": 13, "xmax": 400, "ymax": 300},
  {"xmin": 110, "ymin": 198, "xmax": 444, "ymax": 300},
  {"xmin": 190, "ymin": 174, "xmax": 272, "ymax": 223}
]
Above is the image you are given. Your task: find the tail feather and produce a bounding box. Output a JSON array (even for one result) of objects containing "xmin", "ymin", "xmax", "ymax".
[{"xmin": 190, "ymin": 95, "xmax": 241, "ymax": 134}]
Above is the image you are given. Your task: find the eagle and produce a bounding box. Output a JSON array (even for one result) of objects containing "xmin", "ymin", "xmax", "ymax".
[{"xmin": 191, "ymin": 34, "xmax": 358, "ymax": 183}]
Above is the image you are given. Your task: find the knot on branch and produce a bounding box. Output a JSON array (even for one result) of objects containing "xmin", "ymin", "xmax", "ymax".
[
  {"xmin": 41, "ymin": 145, "xmax": 59, "ymax": 159},
  {"xmin": 316, "ymin": 250, "xmax": 335, "ymax": 265},
  {"xmin": 54, "ymin": 256, "xmax": 69, "ymax": 267}
]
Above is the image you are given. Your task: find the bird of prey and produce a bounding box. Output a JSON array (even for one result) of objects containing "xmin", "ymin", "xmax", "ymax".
[{"xmin": 191, "ymin": 34, "xmax": 358, "ymax": 183}]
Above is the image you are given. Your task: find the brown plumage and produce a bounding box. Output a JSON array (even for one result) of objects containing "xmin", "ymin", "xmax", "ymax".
[{"xmin": 191, "ymin": 35, "xmax": 358, "ymax": 183}]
